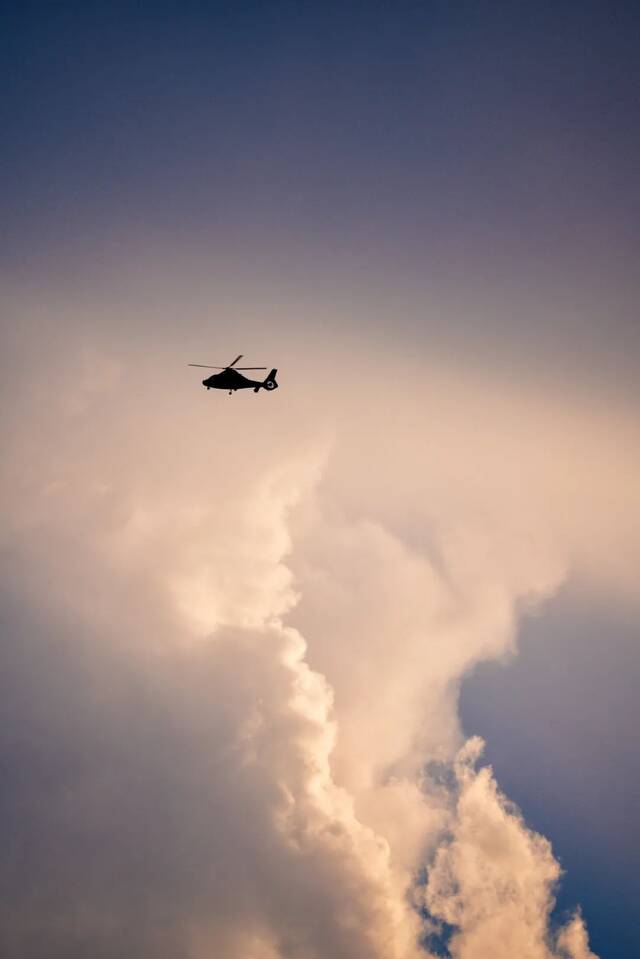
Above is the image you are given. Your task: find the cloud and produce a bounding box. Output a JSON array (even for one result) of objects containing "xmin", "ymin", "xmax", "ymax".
[
  {"xmin": 556, "ymin": 912, "xmax": 599, "ymax": 959},
  {"xmin": 423, "ymin": 738, "xmax": 597, "ymax": 959},
  {"xmin": 1, "ymin": 298, "xmax": 629, "ymax": 955},
  {"xmin": 0, "ymin": 534, "xmax": 422, "ymax": 959}
]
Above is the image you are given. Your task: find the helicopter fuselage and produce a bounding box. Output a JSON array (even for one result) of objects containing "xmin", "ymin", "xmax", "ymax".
[
  {"xmin": 203, "ymin": 368, "xmax": 262, "ymax": 391},
  {"xmin": 202, "ymin": 367, "xmax": 278, "ymax": 394}
]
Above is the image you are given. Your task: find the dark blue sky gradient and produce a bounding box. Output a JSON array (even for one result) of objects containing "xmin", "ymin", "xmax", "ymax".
[
  {"xmin": 3, "ymin": 2, "xmax": 639, "ymax": 263},
  {"xmin": 3, "ymin": 1, "xmax": 640, "ymax": 391}
]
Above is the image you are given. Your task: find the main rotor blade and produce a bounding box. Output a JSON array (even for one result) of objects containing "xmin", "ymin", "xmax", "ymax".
[
  {"xmin": 228, "ymin": 354, "xmax": 244, "ymax": 368},
  {"xmin": 188, "ymin": 363, "xmax": 267, "ymax": 370}
]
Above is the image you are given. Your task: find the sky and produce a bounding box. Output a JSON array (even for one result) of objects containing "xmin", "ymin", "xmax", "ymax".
[{"xmin": 1, "ymin": 2, "xmax": 639, "ymax": 957}]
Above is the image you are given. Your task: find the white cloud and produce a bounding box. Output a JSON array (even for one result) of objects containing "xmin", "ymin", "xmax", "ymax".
[
  {"xmin": 423, "ymin": 739, "xmax": 599, "ymax": 959},
  {"xmin": 2, "ymin": 305, "xmax": 630, "ymax": 956},
  {"xmin": 556, "ymin": 911, "xmax": 599, "ymax": 959}
]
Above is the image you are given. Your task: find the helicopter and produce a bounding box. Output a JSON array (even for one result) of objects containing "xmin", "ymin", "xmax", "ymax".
[{"xmin": 188, "ymin": 355, "xmax": 278, "ymax": 395}]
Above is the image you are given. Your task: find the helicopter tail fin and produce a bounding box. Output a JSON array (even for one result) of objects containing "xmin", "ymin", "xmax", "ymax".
[{"xmin": 262, "ymin": 369, "xmax": 278, "ymax": 391}]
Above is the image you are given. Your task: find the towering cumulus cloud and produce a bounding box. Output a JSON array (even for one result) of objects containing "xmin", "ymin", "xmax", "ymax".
[
  {"xmin": 2, "ymin": 312, "xmax": 631, "ymax": 957},
  {"xmin": 424, "ymin": 739, "xmax": 595, "ymax": 959}
]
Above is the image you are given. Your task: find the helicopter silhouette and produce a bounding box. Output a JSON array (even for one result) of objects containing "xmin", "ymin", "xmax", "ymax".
[{"xmin": 188, "ymin": 355, "xmax": 278, "ymax": 395}]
